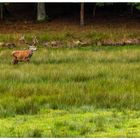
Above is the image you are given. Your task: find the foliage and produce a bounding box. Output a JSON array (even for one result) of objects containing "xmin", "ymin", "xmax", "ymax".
[
  {"xmin": 127, "ymin": 3, "xmax": 140, "ymax": 10},
  {"xmin": 135, "ymin": 4, "xmax": 140, "ymax": 10},
  {"xmin": 96, "ymin": 3, "xmax": 113, "ymax": 7}
]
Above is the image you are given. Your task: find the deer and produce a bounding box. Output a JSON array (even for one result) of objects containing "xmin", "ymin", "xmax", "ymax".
[
  {"xmin": 11, "ymin": 36, "xmax": 38, "ymax": 65},
  {"xmin": 12, "ymin": 45, "xmax": 37, "ymax": 64}
]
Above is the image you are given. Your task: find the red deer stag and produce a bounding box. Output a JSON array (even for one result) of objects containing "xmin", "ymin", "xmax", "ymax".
[{"xmin": 12, "ymin": 46, "xmax": 37, "ymax": 64}]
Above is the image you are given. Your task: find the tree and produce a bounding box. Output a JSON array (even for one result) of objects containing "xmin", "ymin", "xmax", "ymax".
[
  {"xmin": 0, "ymin": 3, "xmax": 4, "ymax": 20},
  {"xmin": 0, "ymin": 3, "xmax": 11, "ymax": 20},
  {"xmin": 93, "ymin": 3, "xmax": 113, "ymax": 18},
  {"xmin": 135, "ymin": 3, "xmax": 140, "ymax": 10},
  {"xmin": 127, "ymin": 3, "xmax": 140, "ymax": 15},
  {"xmin": 127, "ymin": 3, "xmax": 136, "ymax": 15},
  {"xmin": 37, "ymin": 3, "xmax": 46, "ymax": 21},
  {"xmin": 93, "ymin": 3, "xmax": 96, "ymax": 17},
  {"xmin": 80, "ymin": 3, "xmax": 84, "ymax": 26}
]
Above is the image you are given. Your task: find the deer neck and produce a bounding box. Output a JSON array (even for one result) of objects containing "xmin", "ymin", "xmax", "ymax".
[{"xmin": 29, "ymin": 50, "xmax": 33, "ymax": 57}]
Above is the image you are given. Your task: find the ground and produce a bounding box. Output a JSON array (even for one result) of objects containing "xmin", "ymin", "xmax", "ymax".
[{"xmin": 0, "ymin": 45, "xmax": 140, "ymax": 137}]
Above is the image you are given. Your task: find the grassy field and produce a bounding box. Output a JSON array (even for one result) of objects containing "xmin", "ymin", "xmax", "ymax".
[{"xmin": 0, "ymin": 45, "xmax": 140, "ymax": 137}]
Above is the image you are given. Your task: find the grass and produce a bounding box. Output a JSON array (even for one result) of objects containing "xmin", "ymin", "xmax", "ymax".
[
  {"xmin": 0, "ymin": 108, "xmax": 140, "ymax": 137},
  {"xmin": 0, "ymin": 23, "xmax": 140, "ymax": 45},
  {"xmin": 0, "ymin": 45, "xmax": 140, "ymax": 137}
]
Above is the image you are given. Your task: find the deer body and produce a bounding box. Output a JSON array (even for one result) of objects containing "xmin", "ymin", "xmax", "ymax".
[{"xmin": 12, "ymin": 46, "xmax": 36, "ymax": 64}]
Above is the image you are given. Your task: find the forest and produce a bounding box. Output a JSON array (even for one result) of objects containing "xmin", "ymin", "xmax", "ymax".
[{"xmin": 0, "ymin": 3, "xmax": 140, "ymax": 24}]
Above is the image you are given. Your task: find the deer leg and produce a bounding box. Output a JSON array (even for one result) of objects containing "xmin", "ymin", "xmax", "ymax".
[
  {"xmin": 26, "ymin": 58, "xmax": 30, "ymax": 63},
  {"xmin": 23, "ymin": 58, "xmax": 30, "ymax": 63},
  {"xmin": 13, "ymin": 59, "xmax": 18, "ymax": 64}
]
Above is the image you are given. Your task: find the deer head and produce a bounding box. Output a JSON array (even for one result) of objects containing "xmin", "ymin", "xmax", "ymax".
[{"xmin": 29, "ymin": 45, "xmax": 37, "ymax": 51}]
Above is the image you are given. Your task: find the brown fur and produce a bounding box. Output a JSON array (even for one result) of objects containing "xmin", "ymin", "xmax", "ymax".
[{"xmin": 12, "ymin": 50, "xmax": 33, "ymax": 64}]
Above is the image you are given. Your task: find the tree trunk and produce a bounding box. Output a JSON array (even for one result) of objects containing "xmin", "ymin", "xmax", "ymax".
[
  {"xmin": 130, "ymin": 5, "xmax": 133, "ymax": 16},
  {"xmin": 0, "ymin": 3, "xmax": 4, "ymax": 20},
  {"xmin": 93, "ymin": 3, "xmax": 96, "ymax": 17},
  {"xmin": 37, "ymin": 3, "xmax": 46, "ymax": 21},
  {"xmin": 80, "ymin": 3, "xmax": 84, "ymax": 26}
]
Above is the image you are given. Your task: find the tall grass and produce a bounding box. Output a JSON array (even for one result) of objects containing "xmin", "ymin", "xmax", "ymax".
[{"xmin": 0, "ymin": 45, "xmax": 140, "ymax": 117}]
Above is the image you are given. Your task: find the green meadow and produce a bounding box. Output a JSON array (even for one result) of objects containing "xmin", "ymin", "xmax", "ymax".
[{"xmin": 0, "ymin": 45, "xmax": 140, "ymax": 137}]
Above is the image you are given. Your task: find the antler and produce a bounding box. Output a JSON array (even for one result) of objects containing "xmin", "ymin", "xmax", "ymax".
[
  {"xmin": 19, "ymin": 35, "xmax": 27, "ymax": 44},
  {"xmin": 32, "ymin": 36, "xmax": 38, "ymax": 46}
]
